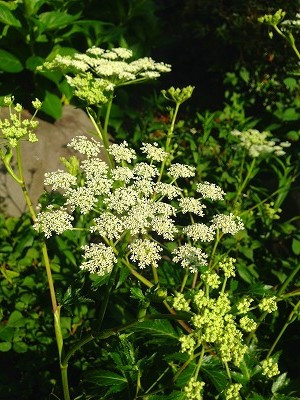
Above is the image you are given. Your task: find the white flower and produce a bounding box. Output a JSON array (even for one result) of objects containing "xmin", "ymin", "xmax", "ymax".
[
  {"xmin": 167, "ymin": 163, "xmax": 195, "ymax": 179},
  {"xmin": 196, "ymin": 181, "xmax": 226, "ymax": 201},
  {"xmin": 155, "ymin": 182, "xmax": 181, "ymax": 200},
  {"xmin": 211, "ymin": 213, "xmax": 244, "ymax": 235},
  {"xmin": 129, "ymin": 239, "xmax": 162, "ymax": 269},
  {"xmin": 231, "ymin": 129, "xmax": 290, "ymax": 158},
  {"xmin": 172, "ymin": 244, "xmax": 208, "ymax": 272},
  {"xmin": 44, "ymin": 170, "xmax": 77, "ymax": 191},
  {"xmin": 80, "ymin": 243, "xmax": 117, "ymax": 276},
  {"xmin": 104, "ymin": 186, "xmax": 138, "ymax": 213},
  {"xmin": 108, "ymin": 141, "xmax": 136, "ymax": 163},
  {"xmin": 65, "ymin": 186, "xmax": 97, "ymax": 214},
  {"xmin": 111, "ymin": 166, "xmax": 134, "ymax": 183},
  {"xmin": 81, "ymin": 159, "xmax": 109, "ymax": 180},
  {"xmin": 33, "ymin": 206, "xmax": 73, "ymax": 238},
  {"xmin": 90, "ymin": 213, "xmax": 124, "ymax": 240},
  {"xmin": 133, "ymin": 162, "xmax": 159, "ymax": 179},
  {"xmin": 67, "ymin": 136, "xmax": 103, "ymax": 157},
  {"xmin": 179, "ymin": 197, "xmax": 206, "ymax": 216},
  {"xmin": 183, "ymin": 223, "xmax": 215, "ymax": 242},
  {"xmin": 141, "ymin": 142, "xmax": 168, "ymax": 162},
  {"xmin": 151, "ymin": 216, "xmax": 177, "ymax": 240}
]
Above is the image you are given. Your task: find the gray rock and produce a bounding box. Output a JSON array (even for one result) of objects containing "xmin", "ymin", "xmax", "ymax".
[{"xmin": 0, "ymin": 105, "xmax": 106, "ymax": 216}]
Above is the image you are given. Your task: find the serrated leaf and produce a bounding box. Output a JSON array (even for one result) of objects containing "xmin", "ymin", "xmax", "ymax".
[
  {"xmin": 131, "ymin": 319, "xmax": 179, "ymax": 340},
  {"xmin": 0, "ymin": 4, "xmax": 21, "ymax": 27},
  {"xmin": 41, "ymin": 91, "xmax": 62, "ymax": 120},
  {"xmin": 272, "ymin": 373, "xmax": 288, "ymax": 394},
  {"xmin": 130, "ymin": 287, "xmax": 145, "ymax": 300},
  {"xmin": 201, "ymin": 356, "xmax": 228, "ymax": 392},
  {"xmin": 148, "ymin": 392, "xmax": 185, "ymax": 400},
  {"xmin": 85, "ymin": 369, "xmax": 127, "ymax": 387},
  {"xmin": 0, "ymin": 49, "xmax": 23, "ymax": 72}
]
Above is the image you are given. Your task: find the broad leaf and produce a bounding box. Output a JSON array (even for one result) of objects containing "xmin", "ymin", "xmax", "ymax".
[
  {"xmin": 41, "ymin": 91, "xmax": 62, "ymax": 120},
  {"xmin": 38, "ymin": 11, "xmax": 80, "ymax": 32},
  {"xmin": 201, "ymin": 356, "xmax": 228, "ymax": 392},
  {"xmin": 0, "ymin": 342, "xmax": 11, "ymax": 352},
  {"xmin": 148, "ymin": 392, "xmax": 185, "ymax": 400},
  {"xmin": 0, "ymin": 49, "xmax": 23, "ymax": 72},
  {"xmin": 85, "ymin": 369, "xmax": 127, "ymax": 387},
  {"xmin": 131, "ymin": 319, "xmax": 179, "ymax": 340},
  {"xmin": 0, "ymin": 4, "xmax": 21, "ymax": 27}
]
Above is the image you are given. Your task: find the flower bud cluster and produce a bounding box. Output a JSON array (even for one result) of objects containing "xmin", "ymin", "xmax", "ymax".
[
  {"xmin": 258, "ymin": 296, "xmax": 278, "ymax": 313},
  {"xmin": 184, "ymin": 377, "xmax": 205, "ymax": 400},
  {"xmin": 261, "ymin": 358, "xmax": 280, "ymax": 378},
  {"xmin": 0, "ymin": 98, "xmax": 40, "ymax": 147},
  {"xmin": 225, "ymin": 383, "xmax": 242, "ymax": 400}
]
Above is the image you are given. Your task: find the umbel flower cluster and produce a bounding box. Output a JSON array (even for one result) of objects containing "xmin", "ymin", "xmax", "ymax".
[
  {"xmin": 34, "ymin": 136, "xmax": 245, "ymax": 277},
  {"xmin": 39, "ymin": 47, "xmax": 171, "ymax": 105},
  {"xmin": 231, "ymin": 128, "xmax": 290, "ymax": 158},
  {"xmin": 0, "ymin": 96, "xmax": 41, "ymax": 147}
]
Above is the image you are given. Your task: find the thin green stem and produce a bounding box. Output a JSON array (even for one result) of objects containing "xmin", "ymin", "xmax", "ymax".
[
  {"xmin": 277, "ymin": 263, "xmax": 300, "ymax": 297},
  {"xmin": 103, "ymin": 96, "xmax": 113, "ymax": 149},
  {"xmin": 224, "ymin": 361, "xmax": 232, "ymax": 382},
  {"xmin": 267, "ymin": 300, "xmax": 300, "ymax": 358},
  {"xmin": 208, "ymin": 230, "xmax": 221, "ymax": 270},
  {"xmin": 234, "ymin": 158, "xmax": 256, "ymax": 206},
  {"xmin": 152, "ymin": 264, "xmax": 159, "ymax": 285},
  {"xmin": 158, "ymin": 102, "xmax": 180, "ymax": 182},
  {"xmin": 221, "ymin": 277, "xmax": 228, "ymax": 294},
  {"xmin": 194, "ymin": 346, "xmax": 205, "ymax": 378},
  {"xmin": 180, "ymin": 267, "xmax": 189, "ymax": 292}
]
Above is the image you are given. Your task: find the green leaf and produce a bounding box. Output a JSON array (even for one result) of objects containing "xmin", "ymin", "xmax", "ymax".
[
  {"xmin": 0, "ymin": 4, "xmax": 21, "ymax": 27},
  {"xmin": 0, "ymin": 326, "xmax": 14, "ymax": 341},
  {"xmin": 148, "ymin": 392, "xmax": 185, "ymax": 400},
  {"xmin": 292, "ymin": 238, "xmax": 300, "ymax": 255},
  {"xmin": 282, "ymin": 108, "xmax": 299, "ymax": 122},
  {"xmin": 131, "ymin": 319, "xmax": 179, "ymax": 340},
  {"xmin": 272, "ymin": 373, "xmax": 288, "ymax": 394},
  {"xmin": 85, "ymin": 369, "xmax": 127, "ymax": 387},
  {"xmin": 25, "ymin": 55, "xmax": 44, "ymax": 71},
  {"xmin": 201, "ymin": 356, "xmax": 228, "ymax": 392},
  {"xmin": 283, "ymin": 77, "xmax": 297, "ymax": 91},
  {"xmin": 41, "ymin": 91, "xmax": 62, "ymax": 120},
  {"xmin": 0, "ymin": 49, "xmax": 23, "ymax": 73},
  {"xmin": 13, "ymin": 341, "xmax": 28, "ymax": 353},
  {"xmin": 38, "ymin": 11, "xmax": 80, "ymax": 32},
  {"xmin": 7, "ymin": 311, "xmax": 26, "ymax": 327},
  {"xmin": 0, "ymin": 342, "xmax": 11, "ymax": 352}
]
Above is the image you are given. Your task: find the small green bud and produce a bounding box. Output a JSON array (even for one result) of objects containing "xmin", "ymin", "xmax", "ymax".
[
  {"xmin": 162, "ymin": 86, "xmax": 195, "ymax": 105},
  {"xmin": 60, "ymin": 156, "xmax": 80, "ymax": 176},
  {"xmin": 32, "ymin": 98, "xmax": 42, "ymax": 110},
  {"xmin": 14, "ymin": 103, "xmax": 23, "ymax": 113},
  {"xmin": 4, "ymin": 96, "xmax": 14, "ymax": 106}
]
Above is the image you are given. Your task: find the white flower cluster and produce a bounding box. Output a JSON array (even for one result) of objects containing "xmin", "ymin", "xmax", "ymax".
[
  {"xmin": 80, "ymin": 243, "xmax": 117, "ymax": 276},
  {"xmin": 231, "ymin": 129, "xmax": 290, "ymax": 158},
  {"xmin": 211, "ymin": 213, "xmax": 244, "ymax": 235},
  {"xmin": 129, "ymin": 239, "xmax": 162, "ymax": 269},
  {"xmin": 40, "ymin": 47, "xmax": 171, "ymax": 105},
  {"xmin": 38, "ymin": 137, "xmax": 245, "ymax": 278},
  {"xmin": 33, "ymin": 206, "xmax": 74, "ymax": 238},
  {"xmin": 196, "ymin": 181, "xmax": 225, "ymax": 201}
]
